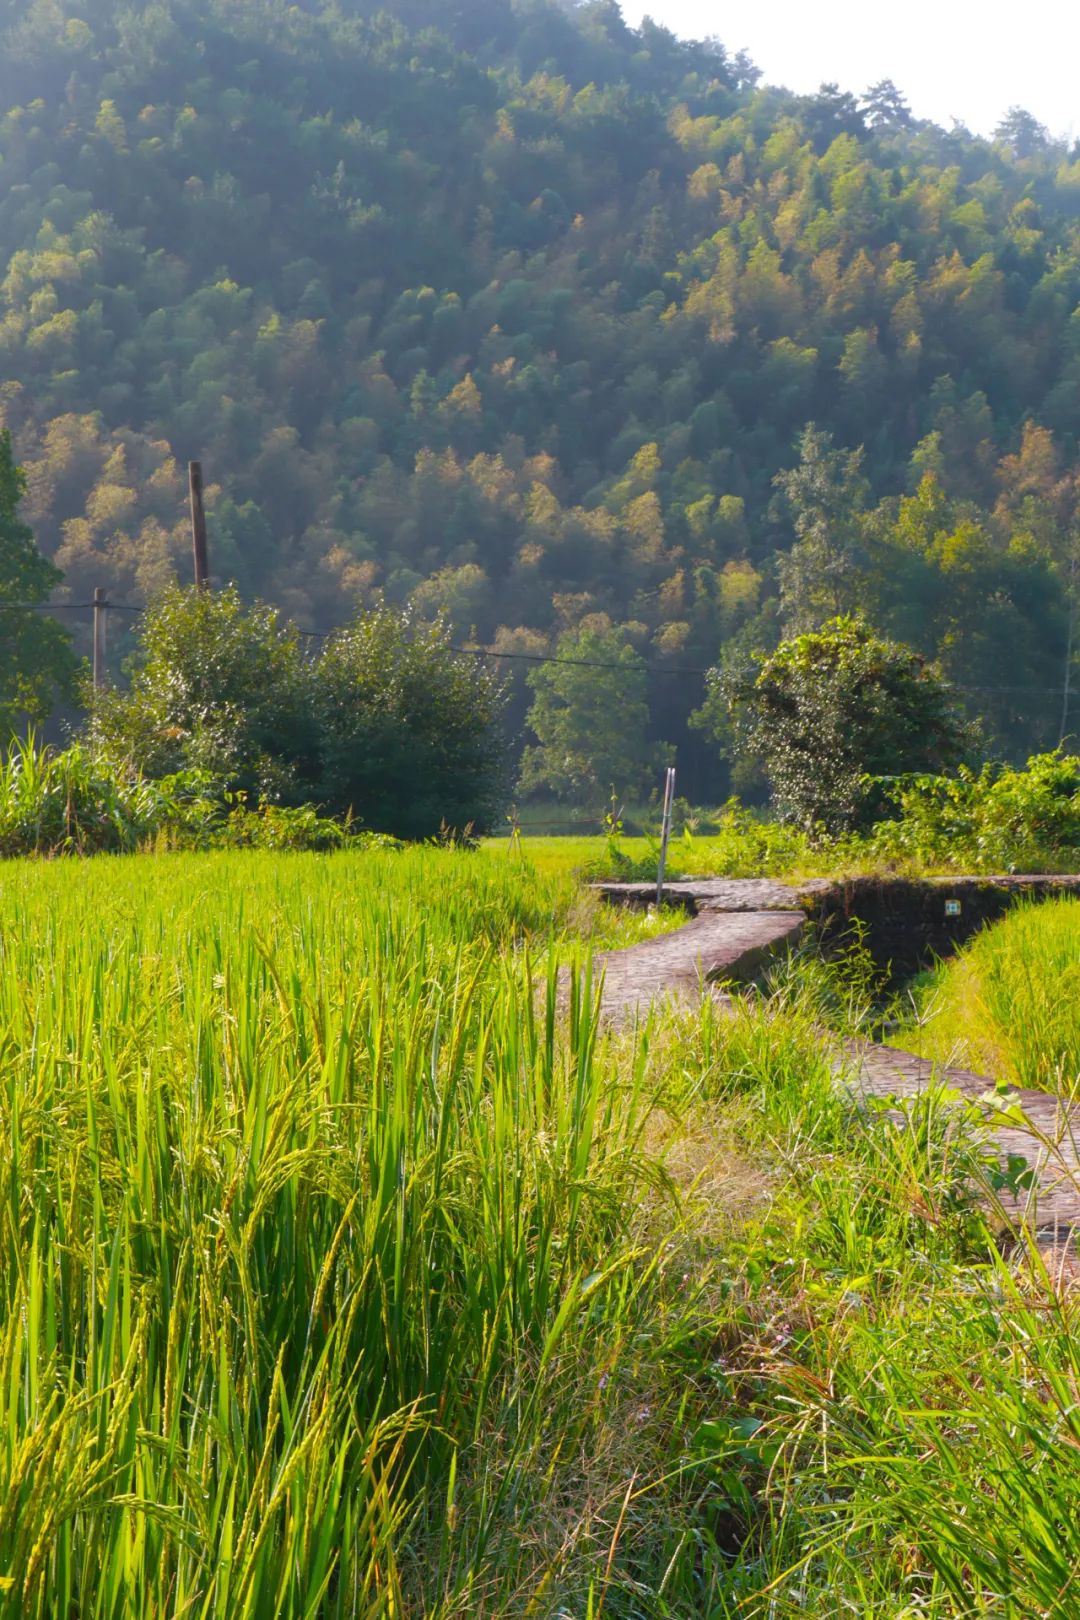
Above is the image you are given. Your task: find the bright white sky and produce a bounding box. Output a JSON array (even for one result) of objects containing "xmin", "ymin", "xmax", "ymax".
[{"xmin": 619, "ymin": 0, "xmax": 1080, "ymax": 140}]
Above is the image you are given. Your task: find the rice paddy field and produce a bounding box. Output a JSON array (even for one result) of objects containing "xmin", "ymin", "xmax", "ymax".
[{"xmin": 4, "ymin": 845, "xmax": 1080, "ymax": 1618}]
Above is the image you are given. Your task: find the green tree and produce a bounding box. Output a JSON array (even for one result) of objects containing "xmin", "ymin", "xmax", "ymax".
[
  {"xmin": 518, "ymin": 624, "xmax": 671, "ymax": 804},
  {"xmin": 89, "ymin": 586, "xmax": 314, "ymax": 800},
  {"xmin": 706, "ymin": 616, "xmax": 967, "ymax": 833},
  {"xmin": 0, "ymin": 430, "xmax": 75, "ymax": 738},
  {"xmin": 774, "ymin": 426, "xmax": 872, "ymax": 632},
  {"xmin": 313, "ymin": 608, "xmax": 507, "ymax": 837},
  {"xmin": 861, "ymin": 79, "xmax": 912, "ymax": 129}
]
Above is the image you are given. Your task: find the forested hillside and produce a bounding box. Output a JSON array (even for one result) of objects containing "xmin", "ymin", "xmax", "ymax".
[{"xmin": 4, "ymin": 0, "xmax": 1080, "ymax": 793}]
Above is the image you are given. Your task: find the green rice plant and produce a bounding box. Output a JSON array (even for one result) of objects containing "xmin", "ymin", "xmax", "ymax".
[
  {"xmin": 0, "ymin": 848, "xmax": 724, "ymax": 1616},
  {"xmin": 893, "ymin": 897, "xmax": 1080, "ymax": 1092},
  {"xmin": 7, "ymin": 841, "xmax": 1080, "ymax": 1616}
]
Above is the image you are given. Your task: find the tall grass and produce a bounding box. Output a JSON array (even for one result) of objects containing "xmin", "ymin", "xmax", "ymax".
[
  {"xmin": 0, "ymin": 735, "xmax": 190, "ymax": 856},
  {"xmin": 893, "ymin": 896, "xmax": 1080, "ymax": 1092},
  {"xmin": 0, "ymin": 848, "xmax": 715, "ymax": 1616},
  {"xmin": 7, "ymin": 845, "xmax": 1080, "ymax": 1615}
]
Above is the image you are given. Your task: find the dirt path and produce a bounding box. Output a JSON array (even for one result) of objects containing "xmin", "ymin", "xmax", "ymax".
[{"xmin": 592, "ymin": 879, "xmax": 1080, "ymax": 1237}]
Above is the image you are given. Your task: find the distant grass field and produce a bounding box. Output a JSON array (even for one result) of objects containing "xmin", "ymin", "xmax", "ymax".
[
  {"xmin": 893, "ymin": 896, "xmax": 1080, "ymax": 1093},
  {"xmin": 484, "ymin": 823, "xmax": 812, "ymax": 881},
  {"xmin": 5, "ymin": 846, "xmax": 1080, "ymax": 1615}
]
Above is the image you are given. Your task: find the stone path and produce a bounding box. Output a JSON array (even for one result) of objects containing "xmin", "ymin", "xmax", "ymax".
[
  {"xmin": 595, "ymin": 908, "xmax": 804, "ymax": 1022},
  {"xmin": 591, "ymin": 877, "xmax": 1080, "ymax": 1237}
]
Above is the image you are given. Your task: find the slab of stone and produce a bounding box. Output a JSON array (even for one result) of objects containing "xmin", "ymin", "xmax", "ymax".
[
  {"xmin": 841, "ymin": 1036, "xmax": 1080, "ymax": 1233},
  {"xmin": 594, "ymin": 877, "xmax": 831, "ymax": 912},
  {"xmin": 593, "ymin": 909, "xmax": 804, "ymax": 1024}
]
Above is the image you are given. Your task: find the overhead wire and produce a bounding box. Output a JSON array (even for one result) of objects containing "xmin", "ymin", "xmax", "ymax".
[{"xmin": 2, "ymin": 597, "xmax": 1077, "ymax": 699}]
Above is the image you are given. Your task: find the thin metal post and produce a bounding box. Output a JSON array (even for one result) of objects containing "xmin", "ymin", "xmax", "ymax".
[
  {"xmin": 189, "ymin": 460, "xmax": 209, "ymax": 587},
  {"xmin": 656, "ymin": 766, "xmax": 676, "ymax": 906},
  {"xmin": 92, "ymin": 586, "xmax": 107, "ymax": 692}
]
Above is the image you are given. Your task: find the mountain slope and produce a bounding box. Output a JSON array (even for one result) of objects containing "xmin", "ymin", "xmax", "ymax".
[{"xmin": 3, "ymin": 0, "xmax": 1080, "ymax": 785}]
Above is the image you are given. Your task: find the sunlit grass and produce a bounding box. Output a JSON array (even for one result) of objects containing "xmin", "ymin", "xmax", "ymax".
[
  {"xmin": 5, "ymin": 846, "xmax": 1080, "ymax": 1615},
  {"xmin": 892, "ymin": 897, "xmax": 1080, "ymax": 1092},
  {"xmin": 0, "ymin": 847, "xmax": 728, "ymax": 1616}
]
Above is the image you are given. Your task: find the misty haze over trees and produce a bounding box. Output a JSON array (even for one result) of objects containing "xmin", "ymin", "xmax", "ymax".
[{"xmin": 3, "ymin": 0, "xmax": 1080, "ymax": 799}]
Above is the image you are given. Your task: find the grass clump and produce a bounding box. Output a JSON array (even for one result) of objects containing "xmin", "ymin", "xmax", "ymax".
[
  {"xmin": 892, "ymin": 896, "xmax": 1080, "ymax": 1092},
  {"xmin": 0, "ymin": 847, "xmax": 734, "ymax": 1617}
]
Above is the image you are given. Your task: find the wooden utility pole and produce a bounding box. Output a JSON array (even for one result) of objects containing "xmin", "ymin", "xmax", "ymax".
[
  {"xmin": 92, "ymin": 586, "xmax": 107, "ymax": 691},
  {"xmin": 188, "ymin": 460, "xmax": 209, "ymax": 587}
]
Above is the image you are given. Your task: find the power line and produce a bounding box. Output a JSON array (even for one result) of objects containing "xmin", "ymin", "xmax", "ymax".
[
  {"xmin": 5, "ymin": 598, "xmax": 1080, "ymax": 699},
  {"xmin": 2, "ymin": 600, "xmax": 142, "ymax": 613}
]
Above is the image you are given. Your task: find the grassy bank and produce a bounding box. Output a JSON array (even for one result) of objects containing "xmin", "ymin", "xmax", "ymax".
[
  {"xmin": 891, "ymin": 896, "xmax": 1080, "ymax": 1094},
  {"xmin": 1, "ymin": 846, "xmax": 1078, "ymax": 1615}
]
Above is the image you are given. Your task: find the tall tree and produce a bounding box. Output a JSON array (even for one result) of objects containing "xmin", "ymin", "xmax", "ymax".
[
  {"xmin": 705, "ymin": 616, "xmax": 968, "ymax": 833},
  {"xmin": 774, "ymin": 425, "xmax": 871, "ymax": 632},
  {"xmin": 519, "ymin": 623, "xmax": 672, "ymax": 804},
  {"xmin": 0, "ymin": 431, "xmax": 75, "ymax": 738},
  {"xmin": 862, "ymin": 79, "xmax": 912, "ymax": 129}
]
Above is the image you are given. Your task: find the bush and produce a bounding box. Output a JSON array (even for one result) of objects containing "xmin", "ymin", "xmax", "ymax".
[
  {"xmin": 0, "ymin": 738, "xmax": 408, "ymax": 858},
  {"xmin": 0, "ymin": 736, "xmax": 212, "ymax": 856},
  {"xmin": 89, "ymin": 586, "xmax": 314, "ymax": 802},
  {"xmin": 89, "ymin": 590, "xmax": 508, "ymax": 838},
  {"xmin": 870, "ymin": 749, "xmax": 1080, "ymax": 870},
  {"xmin": 705, "ymin": 616, "xmax": 967, "ymax": 835},
  {"xmin": 312, "ymin": 607, "xmax": 507, "ymax": 837}
]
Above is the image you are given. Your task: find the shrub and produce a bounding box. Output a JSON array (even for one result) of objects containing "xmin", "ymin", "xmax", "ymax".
[
  {"xmin": 705, "ymin": 616, "xmax": 967, "ymax": 834},
  {"xmin": 89, "ymin": 591, "xmax": 508, "ymax": 839},
  {"xmin": 0, "ymin": 738, "xmax": 407, "ymax": 858},
  {"xmin": 0, "ymin": 735, "xmax": 211, "ymax": 856},
  {"xmin": 89, "ymin": 585, "xmax": 315, "ymax": 802},
  {"xmin": 312, "ymin": 607, "xmax": 507, "ymax": 837},
  {"xmin": 870, "ymin": 749, "xmax": 1080, "ymax": 870}
]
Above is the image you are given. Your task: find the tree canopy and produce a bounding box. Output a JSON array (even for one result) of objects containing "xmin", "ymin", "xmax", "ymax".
[
  {"xmin": 4, "ymin": 0, "xmax": 1080, "ymax": 792},
  {"xmin": 0, "ymin": 430, "xmax": 74, "ymax": 736},
  {"xmin": 90, "ymin": 586, "xmax": 507, "ymax": 835},
  {"xmin": 705, "ymin": 616, "xmax": 968, "ymax": 832}
]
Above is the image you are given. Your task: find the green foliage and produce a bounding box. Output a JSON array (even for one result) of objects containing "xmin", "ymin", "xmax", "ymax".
[
  {"xmin": 0, "ymin": 430, "xmax": 75, "ymax": 735},
  {"xmin": 89, "ymin": 584, "xmax": 313, "ymax": 799},
  {"xmin": 0, "ymin": 735, "xmax": 401, "ymax": 855},
  {"xmin": 774, "ymin": 423, "xmax": 871, "ymax": 631},
  {"xmin": 519, "ymin": 623, "xmax": 671, "ymax": 804},
  {"xmin": 4, "ymin": 0, "xmax": 1080, "ymax": 785},
  {"xmin": 712, "ymin": 616, "xmax": 967, "ymax": 833},
  {"xmin": 89, "ymin": 589, "xmax": 508, "ymax": 836},
  {"xmin": 314, "ymin": 607, "xmax": 507, "ymax": 837},
  {"xmin": 871, "ymin": 747, "xmax": 1080, "ymax": 869},
  {"xmin": 0, "ymin": 734, "xmax": 209, "ymax": 855}
]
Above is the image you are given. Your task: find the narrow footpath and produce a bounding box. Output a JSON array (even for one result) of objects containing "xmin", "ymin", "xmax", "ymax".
[{"xmin": 592, "ymin": 877, "xmax": 1080, "ymax": 1236}]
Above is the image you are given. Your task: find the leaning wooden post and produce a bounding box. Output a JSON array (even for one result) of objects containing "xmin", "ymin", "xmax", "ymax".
[
  {"xmin": 188, "ymin": 460, "xmax": 209, "ymax": 587},
  {"xmin": 92, "ymin": 586, "xmax": 107, "ymax": 692},
  {"xmin": 656, "ymin": 765, "xmax": 676, "ymax": 907}
]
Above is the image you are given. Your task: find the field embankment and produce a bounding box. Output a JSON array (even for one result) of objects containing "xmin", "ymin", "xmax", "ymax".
[{"xmin": 893, "ymin": 896, "xmax": 1080, "ymax": 1095}]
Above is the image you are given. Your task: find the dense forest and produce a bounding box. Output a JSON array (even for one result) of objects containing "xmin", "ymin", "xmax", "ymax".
[{"xmin": 4, "ymin": 0, "xmax": 1080, "ymax": 797}]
